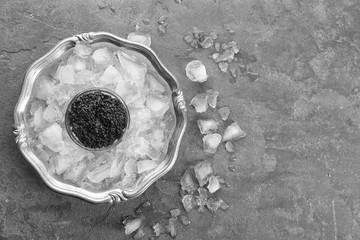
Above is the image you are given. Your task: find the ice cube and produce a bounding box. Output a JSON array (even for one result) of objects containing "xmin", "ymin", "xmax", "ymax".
[
  {"xmin": 36, "ymin": 78, "xmax": 56, "ymax": 101},
  {"xmin": 63, "ymin": 161, "xmax": 86, "ymax": 182},
  {"xmin": 54, "ymin": 155, "xmax": 73, "ymax": 175},
  {"xmin": 110, "ymin": 157, "xmax": 125, "ymax": 178},
  {"xmin": 146, "ymin": 74, "xmax": 166, "ymax": 93},
  {"xmin": 190, "ymin": 93, "xmax": 208, "ymax": 113},
  {"xmin": 222, "ymin": 122, "xmax": 246, "ymax": 142},
  {"xmin": 43, "ymin": 103, "xmax": 63, "ymax": 123},
  {"xmin": 207, "ymin": 175, "xmax": 221, "ymax": 193},
  {"xmin": 73, "ymin": 43, "xmax": 92, "ymax": 58},
  {"xmin": 115, "ymin": 75, "xmax": 133, "ymax": 100},
  {"xmin": 225, "ymin": 141, "xmax": 235, "ymax": 153},
  {"xmin": 124, "ymin": 159, "xmax": 137, "ymax": 177},
  {"xmin": 194, "ymin": 160, "xmax": 213, "ymax": 187},
  {"xmin": 146, "ymin": 95, "xmax": 169, "ymax": 116},
  {"xmin": 32, "ymin": 107, "xmax": 44, "ymax": 131},
  {"xmin": 87, "ymin": 163, "xmax": 111, "ymax": 183},
  {"xmin": 170, "ymin": 209, "xmax": 181, "ymax": 218},
  {"xmin": 137, "ymin": 160, "xmax": 157, "ymax": 174},
  {"xmin": 91, "ymin": 47, "xmax": 114, "ymax": 65},
  {"xmin": 218, "ymin": 107, "xmax": 230, "ymax": 121},
  {"xmin": 127, "ymin": 32, "xmax": 152, "ymax": 47},
  {"xmin": 30, "ymin": 100, "xmax": 44, "ymax": 115},
  {"xmin": 39, "ymin": 123, "xmax": 63, "ymax": 152},
  {"xmin": 203, "ymin": 133, "xmax": 222, "ymax": 154},
  {"xmin": 182, "ymin": 194, "xmax": 197, "ymax": 212},
  {"xmin": 197, "ymin": 119, "xmax": 218, "ymax": 134},
  {"xmin": 218, "ymin": 62, "xmax": 228, "ymax": 72},
  {"xmin": 67, "ymin": 55, "xmax": 87, "ymax": 72},
  {"xmin": 56, "ymin": 65, "xmax": 75, "ymax": 85},
  {"xmin": 166, "ymin": 217, "xmax": 177, "ymax": 237},
  {"xmin": 185, "ymin": 60, "xmax": 208, "ymax": 82},
  {"xmin": 206, "ymin": 198, "xmax": 223, "ymax": 213},
  {"xmin": 117, "ymin": 51, "xmax": 147, "ymax": 87},
  {"xmin": 125, "ymin": 218, "xmax": 142, "ymax": 235},
  {"xmin": 206, "ymin": 89, "xmax": 219, "ymax": 108},
  {"xmin": 153, "ymin": 223, "xmax": 165, "ymax": 237},
  {"xmin": 100, "ymin": 65, "xmax": 121, "ymax": 85},
  {"xmin": 180, "ymin": 170, "xmax": 198, "ymax": 194},
  {"xmin": 75, "ymin": 69, "xmax": 96, "ymax": 85}
]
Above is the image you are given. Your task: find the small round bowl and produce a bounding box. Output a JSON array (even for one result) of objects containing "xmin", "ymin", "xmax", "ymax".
[
  {"xmin": 65, "ymin": 88, "xmax": 130, "ymax": 152},
  {"xmin": 13, "ymin": 32, "xmax": 187, "ymax": 204}
]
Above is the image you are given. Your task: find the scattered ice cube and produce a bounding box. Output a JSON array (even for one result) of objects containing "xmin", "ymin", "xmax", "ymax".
[
  {"xmin": 166, "ymin": 217, "xmax": 177, "ymax": 237},
  {"xmin": 39, "ymin": 123, "xmax": 63, "ymax": 152},
  {"xmin": 170, "ymin": 209, "xmax": 181, "ymax": 218},
  {"xmin": 146, "ymin": 74, "xmax": 166, "ymax": 93},
  {"xmin": 56, "ymin": 65, "xmax": 75, "ymax": 85},
  {"xmin": 199, "ymin": 36, "xmax": 214, "ymax": 49},
  {"xmin": 197, "ymin": 119, "xmax": 218, "ymax": 134},
  {"xmin": 218, "ymin": 62, "xmax": 228, "ymax": 72},
  {"xmin": 225, "ymin": 141, "xmax": 235, "ymax": 153},
  {"xmin": 117, "ymin": 51, "xmax": 147, "ymax": 88},
  {"xmin": 153, "ymin": 223, "xmax": 165, "ymax": 237},
  {"xmin": 43, "ymin": 103, "xmax": 63, "ymax": 123},
  {"xmin": 206, "ymin": 198, "xmax": 227, "ymax": 213},
  {"xmin": 203, "ymin": 133, "xmax": 222, "ymax": 154},
  {"xmin": 179, "ymin": 215, "xmax": 190, "ymax": 225},
  {"xmin": 218, "ymin": 107, "xmax": 230, "ymax": 120},
  {"xmin": 137, "ymin": 160, "xmax": 157, "ymax": 174},
  {"xmin": 182, "ymin": 194, "xmax": 197, "ymax": 212},
  {"xmin": 180, "ymin": 170, "xmax": 198, "ymax": 194},
  {"xmin": 73, "ymin": 43, "xmax": 92, "ymax": 58},
  {"xmin": 185, "ymin": 60, "xmax": 208, "ymax": 82},
  {"xmin": 206, "ymin": 89, "xmax": 219, "ymax": 108},
  {"xmin": 125, "ymin": 218, "xmax": 142, "ymax": 235},
  {"xmin": 190, "ymin": 93, "xmax": 208, "ymax": 113},
  {"xmin": 222, "ymin": 122, "xmax": 246, "ymax": 142},
  {"xmin": 207, "ymin": 175, "xmax": 221, "ymax": 193},
  {"xmin": 194, "ymin": 160, "xmax": 213, "ymax": 187},
  {"xmin": 146, "ymin": 95, "xmax": 169, "ymax": 116},
  {"xmin": 92, "ymin": 48, "xmax": 114, "ymax": 65},
  {"xmin": 127, "ymin": 32, "xmax": 152, "ymax": 47},
  {"xmin": 196, "ymin": 187, "xmax": 208, "ymax": 212},
  {"xmin": 213, "ymin": 49, "xmax": 234, "ymax": 62}
]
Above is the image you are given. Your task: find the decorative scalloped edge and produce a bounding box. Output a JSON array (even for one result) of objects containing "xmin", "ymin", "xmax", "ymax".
[
  {"xmin": 76, "ymin": 32, "xmax": 94, "ymax": 43},
  {"xmin": 108, "ymin": 191, "xmax": 128, "ymax": 203},
  {"xmin": 174, "ymin": 90, "xmax": 186, "ymax": 111},
  {"xmin": 13, "ymin": 124, "xmax": 27, "ymax": 147}
]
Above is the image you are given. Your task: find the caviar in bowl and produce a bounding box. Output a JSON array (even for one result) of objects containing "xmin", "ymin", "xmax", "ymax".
[{"xmin": 13, "ymin": 32, "xmax": 187, "ymax": 203}]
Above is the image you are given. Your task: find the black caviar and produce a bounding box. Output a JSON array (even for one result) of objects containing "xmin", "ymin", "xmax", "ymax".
[{"xmin": 67, "ymin": 90, "xmax": 128, "ymax": 149}]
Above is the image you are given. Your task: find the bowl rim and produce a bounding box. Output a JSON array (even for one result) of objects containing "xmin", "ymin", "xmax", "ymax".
[{"xmin": 13, "ymin": 32, "xmax": 187, "ymax": 204}]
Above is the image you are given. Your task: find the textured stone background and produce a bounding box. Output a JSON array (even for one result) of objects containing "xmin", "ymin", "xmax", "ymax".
[{"xmin": 2, "ymin": 0, "xmax": 360, "ymax": 239}]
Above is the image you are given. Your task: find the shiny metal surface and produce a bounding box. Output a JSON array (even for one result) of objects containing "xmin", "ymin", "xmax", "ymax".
[{"xmin": 13, "ymin": 32, "xmax": 187, "ymax": 204}]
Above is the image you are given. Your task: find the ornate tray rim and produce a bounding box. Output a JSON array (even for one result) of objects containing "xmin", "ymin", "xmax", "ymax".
[{"xmin": 13, "ymin": 32, "xmax": 187, "ymax": 204}]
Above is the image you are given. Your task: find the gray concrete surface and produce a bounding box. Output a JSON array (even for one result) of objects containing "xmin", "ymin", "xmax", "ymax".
[{"xmin": 2, "ymin": 0, "xmax": 360, "ymax": 239}]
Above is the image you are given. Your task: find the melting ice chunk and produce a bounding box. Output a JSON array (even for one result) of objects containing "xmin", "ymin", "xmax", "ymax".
[
  {"xmin": 127, "ymin": 32, "xmax": 152, "ymax": 47},
  {"xmin": 137, "ymin": 160, "xmax": 157, "ymax": 174},
  {"xmin": 100, "ymin": 65, "xmax": 121, "ymax": 85},
  {"xmin": 194, "ymin": 160, "xmax": 213, "ymax": 187},
  {"xmin": 146, "ymin": 74, "xmax": 166, "ymax": 93},
  {"xmin": 117, "ymin": 51, "xmax": 147, "ymax": 87},
  {"xmin": 87, "ymin": 163, "xmax": 111, "ymax": 183},
  {"xmin": 207, "ymin": 175, "xmax": 221, "ymax": 193},
  {"xmin": 32, "ymin": 107, "xmax": 44, "ymax": 131},
  {"xmin": 185, "ymin": 60, "xmax": 208, "ymax": 82},
  {"xmin": 218, "ymin": 107, "xmax": 230, "ymax": 121},
  {"xmin": 190, "ymin": 93, "xmax": 208, "ymax": 113},
  {"xmin": 67, "ymin": 55, "xmax": 87, "ymax": 72},
  {"xmin": 222, "ymin": 122, "xmax": 246, "ymax": 142},
  {"xmin": 43, "ymin": 103, "xmax": 63, "ymax": 123},
  {"xmin": 92, "ymin": 48, "xmax": 114, "ymax": 65},
  {"xmin": 206, "ymin": 89, "xmax": 219, "ymax": 108},
  {"xmin": 146, "ymin": 95, "xmax": 169, "ymax": 116},
  {"xmin": 56, "ymin": 65, "xmax": 75, "ymax": 85},
  {"xmin": 36, "ymin": 78, "xmax": 56, "ymax": 101},
  {"xmin": 203, "ymin": 133, "xmax": 222, "ymax": 154},
  {"xmin": 54, "ymin": 155, "xmax": 73, "ymax": 175},
  {"xmin": 180, "ymin": 170, "xmax": 198, "ymax": 194},
  {"xmin": 39, "ymin": 123, "xmax": 63, "ymax": 152},
  {"xmin": 63, "ymin": 161, "xmax": 87, "ymax": 183},
  {"xmin": 125, "ymin": 218, "xmax": 142, "ymax": 235},
  {"xmin": 73, "ymin": 43, "xmax": 92, "ymax": 58},
  {"xmin": 197, "ymin": 119, "xmax": 218, "ymax": 134}
]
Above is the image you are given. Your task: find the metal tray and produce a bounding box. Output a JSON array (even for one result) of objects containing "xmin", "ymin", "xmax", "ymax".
[{"xmin": 13, "ymin": 32, "xmax": 187, "ymax": 204}]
